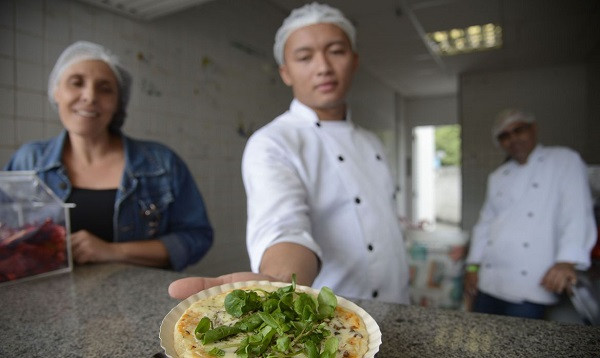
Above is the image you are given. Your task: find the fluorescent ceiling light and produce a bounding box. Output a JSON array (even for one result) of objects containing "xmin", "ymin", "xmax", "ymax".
[{"xmin": 426, "ymin": 23, "xmax": 502, "ymax": 56}]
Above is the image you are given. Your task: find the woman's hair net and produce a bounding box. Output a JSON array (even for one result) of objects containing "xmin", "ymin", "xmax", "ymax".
[
  {"xmin": 48, "ymin": 41, "xmax": 132, "ymax": 133},
  {"xmin": 273, "ymin": 2, "xmax": 357, "ymax": 66},
  {"xmin": 492, "ymin": 108, "xmax": 536, "ymax": 145}
]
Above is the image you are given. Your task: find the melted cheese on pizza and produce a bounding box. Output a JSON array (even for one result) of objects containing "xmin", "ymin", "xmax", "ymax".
[{"xmin": 174, "ymin": 285, "xmax": 369, "ymax": 358}]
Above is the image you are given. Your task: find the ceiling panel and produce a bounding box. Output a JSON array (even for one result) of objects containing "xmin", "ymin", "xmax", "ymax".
[
  {"xmin": 75, "ymin": 0, "xmax": 600, "ymax": 97},
  {"xmin": 412, "ymin": 0, "xmax": 502, "ymax": 31}
]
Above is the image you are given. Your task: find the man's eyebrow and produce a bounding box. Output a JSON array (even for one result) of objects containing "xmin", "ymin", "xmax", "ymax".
[
  {"xmin": 292, "ymin": 46, "xmax": 312, "ymax": 54},
  {"xmin": 291, "ymin": 40, "xmax": 349, "ymax": 54},
  {"xmin": 325, "ymin": 40, "xmax": 349, "ymax": 47}
]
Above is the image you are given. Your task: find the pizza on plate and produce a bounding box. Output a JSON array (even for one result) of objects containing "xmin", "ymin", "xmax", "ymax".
[{"xmin": 173, "ymin": 281, "xmax": 371, "ymax": 358}]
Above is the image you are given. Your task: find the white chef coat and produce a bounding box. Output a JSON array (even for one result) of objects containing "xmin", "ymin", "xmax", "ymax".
[
  {"xmin": 242, "ymin": 99, "xmax": 410, "ymax": 304},
  {"xmin": 466, "ymin": 145, "xmax": 596, "ymax": 304}
]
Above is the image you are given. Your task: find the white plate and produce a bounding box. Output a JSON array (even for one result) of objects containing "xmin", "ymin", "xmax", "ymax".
[{"xmin": 160, "ymin": 280, "xmax": 382, "ymax": 357}]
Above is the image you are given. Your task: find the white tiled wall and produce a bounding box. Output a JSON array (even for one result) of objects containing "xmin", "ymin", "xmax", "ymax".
[{"xmin": 0, "ymin": 0, "xmax": 401, "ymax": 276}]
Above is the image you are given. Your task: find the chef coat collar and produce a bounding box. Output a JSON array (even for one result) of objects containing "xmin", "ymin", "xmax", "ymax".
[
  {"xmin": 289, "ymin": 99, "xmax": 353, "ymax": 127},
  {"xmin": 508, "ymin": 144, "xmax": 544, "ymax": 167},
  {"xmin": 527, "ymin": 144, "xmax": 544, "ymax": 163}
]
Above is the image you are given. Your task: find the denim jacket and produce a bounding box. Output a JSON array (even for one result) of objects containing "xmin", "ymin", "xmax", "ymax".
[{"xmin": 3, "ymin": 131, "xmax": 213, "ymax": 271}]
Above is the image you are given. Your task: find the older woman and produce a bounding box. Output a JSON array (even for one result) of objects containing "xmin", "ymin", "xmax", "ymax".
[{"xmin": 4, "ymin": 41, "xmax": 213, "ymax": 271}]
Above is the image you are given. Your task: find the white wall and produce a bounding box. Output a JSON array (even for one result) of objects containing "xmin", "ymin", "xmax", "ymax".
[
  {"xmin": 460, "ymin": 64, "xmax": 589, "ymax": 230},
  {"xmin": 349, "ymin": 69, "xmax": 399, "ymax": 179},
  {"xmin": 405, "ymin": 95, "xmax": 458, "ymax": 128},
  {"xmin": 0, "ymin": 0, "xmax": 401, "ymax": 276}
]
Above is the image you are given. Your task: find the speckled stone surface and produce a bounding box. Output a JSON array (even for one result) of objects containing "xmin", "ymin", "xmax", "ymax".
[{"xmin": 1, "ymin": 263, "xmax": 598, "ymax": 357}]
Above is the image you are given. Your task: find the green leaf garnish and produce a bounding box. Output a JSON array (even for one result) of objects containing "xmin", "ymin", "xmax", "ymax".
[
  {"xmin": 317, "ymin": 286, "xmax": 337, "ymax": 319},
  {"xmin": 207, "ymin": 347, "xmax": 225, "ymax": 356},
  {"xmin": 194, "ymin": 316, "xmax": 212, "ymax": 340},
  {"xmin": 202, "ymin": 326, "xmax": 242, "ymax": 344},
  {"xmin": 224, "ymin": 289, "xmax": 262, "ymax": 317},
  {"xmin": 196, "ymin": 274, "xmax": 340, "ymax": 357},
  {"xmin": 233, "ymin": 313, "xmax": 263, "ymax": 332},
  {"xmin": 304, "ymin": 340, "xmax": 320, "ymax": 358},
  {"xmin": 321, "ymin": 336, "xmax": 340, "ymax": 357}
]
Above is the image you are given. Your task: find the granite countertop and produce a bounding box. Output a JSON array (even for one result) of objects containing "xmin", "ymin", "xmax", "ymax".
[{"xmin": 0, "ymin": 263, "xmax": 598, "ymax": 357}]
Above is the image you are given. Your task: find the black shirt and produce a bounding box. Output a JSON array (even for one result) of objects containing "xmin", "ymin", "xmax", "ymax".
[{"xmin": 67, "ymin": 188, "xmax": 117, "ymax": 242}]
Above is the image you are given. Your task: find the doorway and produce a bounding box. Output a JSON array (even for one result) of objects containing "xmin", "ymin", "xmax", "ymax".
[
  {"xmin": 412, "ymin": 124, "xmax": 461, "ymax": 230},
  {"xmin": 406, "ymin": 124, "xmax": 466, "ymax": 309}
]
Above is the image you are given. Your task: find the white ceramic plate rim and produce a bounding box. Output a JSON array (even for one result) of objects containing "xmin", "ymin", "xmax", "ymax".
[{"xmin": 160, "ymin": 280, "xmax": 382, "ymax": 357}]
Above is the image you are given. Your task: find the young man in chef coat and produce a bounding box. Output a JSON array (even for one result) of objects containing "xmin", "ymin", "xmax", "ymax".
[
  {"xmin": 169, "ymin": 2, "xmax": 410, "ymax": 304},
  {"xmin": 464, "ymin": 109, "xmax": 596, "ymax": 319}
]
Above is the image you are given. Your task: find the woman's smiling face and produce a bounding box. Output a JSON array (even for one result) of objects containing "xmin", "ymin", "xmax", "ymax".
[{"xmin": 53, "ymin": 59, "xmax": 119, "ymax": 138}]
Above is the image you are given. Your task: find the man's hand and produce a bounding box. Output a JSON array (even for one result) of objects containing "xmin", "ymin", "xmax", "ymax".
[
  {"xmin": 168, "ymin": 272, "xmax": 275, "ymax": 300},
  {"xmin": 463, "ymin": 271, "xmax": 478, "ymax": 311},
  {"xmin": 168, "ymin": 242, "xmax": 320, "ymax": 300},
  {"xmin": 541, "ymin": 262, "xmax": 577, "ymax": 294},
  {"xmin": 464, "ymin": 271, "xmax": 479, "ymax": 298}
]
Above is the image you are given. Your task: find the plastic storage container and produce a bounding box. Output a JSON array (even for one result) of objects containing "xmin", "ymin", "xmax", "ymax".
[{"xmin": 0, "ymin": 171, "xmax": 73, "ymax": 286}]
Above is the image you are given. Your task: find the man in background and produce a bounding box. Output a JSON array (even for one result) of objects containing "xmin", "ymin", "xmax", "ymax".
[{"xmin": 464, "ymin": 108, "xmax": 595, "ymax": 319}]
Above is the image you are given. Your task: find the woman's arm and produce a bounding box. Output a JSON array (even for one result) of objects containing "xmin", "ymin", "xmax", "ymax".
[
  {"xmin": 154, "ymin": 149, "xmax": 214, "ymax": 271},
  {"xmin": 71, "ymin": 230, "xmax": 170, "ymax": 267}
]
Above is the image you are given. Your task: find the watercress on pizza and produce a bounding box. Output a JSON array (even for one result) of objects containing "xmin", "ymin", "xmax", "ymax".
[{"xmin": 173, "ymin": 276, "xmax": 370, "ymax": 358}]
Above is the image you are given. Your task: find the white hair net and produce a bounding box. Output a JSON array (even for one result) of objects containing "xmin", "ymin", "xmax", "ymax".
[
  {"xmin": 48, "ymin": 41, "xmax": 132, "ymax": 133},
  {"xmin": 273, "ymin": 2, "xmax": 356, "ymax": 66},
  {"xmin": 492, "ymin": 108, "xmax": 536, "ymax": 144}
]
